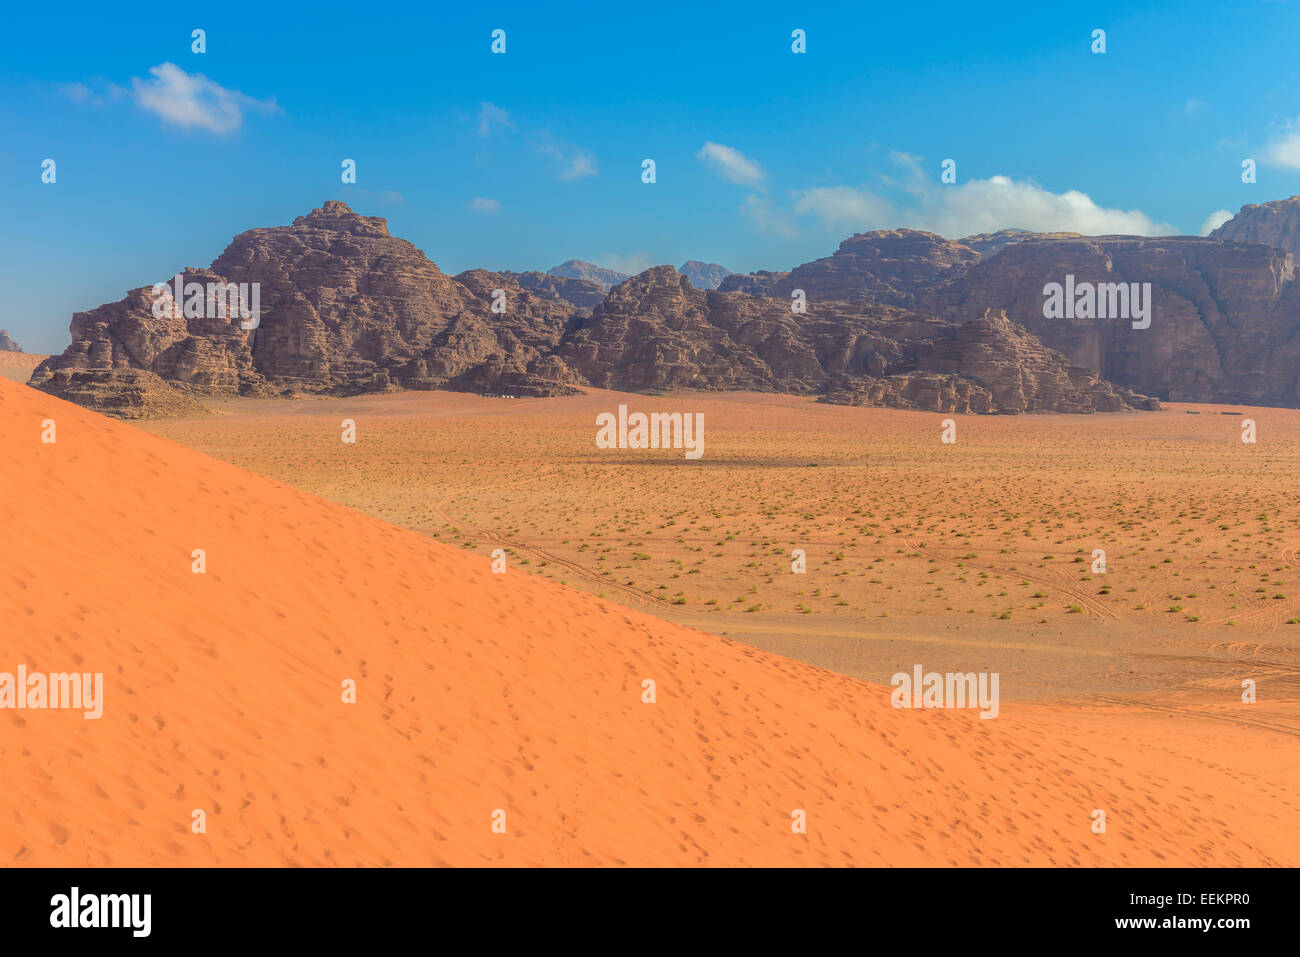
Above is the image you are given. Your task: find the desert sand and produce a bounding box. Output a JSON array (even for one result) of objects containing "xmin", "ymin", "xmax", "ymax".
[
  {"xmin": 3, "ymin": 377, "xmax": 1299, "ymax": 865},
  {"xmin": 0, "ymin": 351, "xmax": 44, "ymax": 384},
  {"xmin": 143, "ymin": 388, "xmax": 1300, "ymax": 711}
]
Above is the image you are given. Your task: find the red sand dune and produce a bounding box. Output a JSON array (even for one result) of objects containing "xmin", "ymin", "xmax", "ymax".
[{"xmin": 1, "ymin": 375, "xmax": 1298, "ymax": 866}]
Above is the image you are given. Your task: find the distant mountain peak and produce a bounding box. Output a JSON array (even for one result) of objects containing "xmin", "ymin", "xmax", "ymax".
[
  {"xmin": 678, "ymin": 261, "xmax": 733, "ymax": 289},
  {"xmin": 546, "ymin": 260, "xmax": 629, "ymax": 290}
]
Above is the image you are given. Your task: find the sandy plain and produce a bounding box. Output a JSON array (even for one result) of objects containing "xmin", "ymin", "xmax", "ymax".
[
  {"xmin": 3, "ymin": 378, "xmax": 1297, "ymax": 865},
  {"xmin": 0, "ymin": 351, "xmax": 44, "ymax": 384},
  {"xmin": 144, "ymin": 387, "xmax": 1300, "ymax": 719}
]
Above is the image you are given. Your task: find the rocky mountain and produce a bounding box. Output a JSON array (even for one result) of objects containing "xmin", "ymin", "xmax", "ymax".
[
  {"xmin": 32, "ymin": 202, "xmax": 1156, "ymax": 418},
  {"xmin": 678, "ymin": 261, "xmax": 732, "ymax": 290},
  {"xmin": 957, "ymin": 229, "xmax": 1083, "ymax": 260},
  {"xmin": 0, "ymin": 330, "xmax": 21, "ymax": 352},
  {"xmin": 31, "ymin": 202, "xmax": 585, "ymax": 414},
  {"xmin": 556, "ymin": 266, "xmax": 1154, "ymax": 413},
  {"xmin": 720, "ymin": 230, "xmax": 980, "ymax": 308},
  {"xmin": 718, "ymin": 269, "xmax": 790, "ymax": 296},
  {"xmin": 919, "ymin": 235, "xmax": 1300, "ymax": 406},
  {"xmin": 716, "ymin": 208, "xmax": 1300, "ymax": 407},
  {"xmin": 498, "ymin": 271, "xmax": 607, "ymax": 310},
  {"xmin": 819, "ymin": 308, "xmax": 1156, "ymax": 414},
  {"xmin": 1209, "ymin": 195, "xmax": 1300, "ymax": 255},
  {"xmin": 720, "ymin": 229, "xmax": 1092, "ymax": 304},
  {"xmin": 546, "ymin": 260, "xmax": 629, "ymax": 290}
]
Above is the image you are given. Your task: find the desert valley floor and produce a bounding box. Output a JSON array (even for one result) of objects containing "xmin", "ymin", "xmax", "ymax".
[
  {"xmin": 4, "ymin": 376, "xmax": 1299, "ymax": 865},
  {"xmin": 143, "ymin": 387, "xmax": 1300, "ymax": 716}
]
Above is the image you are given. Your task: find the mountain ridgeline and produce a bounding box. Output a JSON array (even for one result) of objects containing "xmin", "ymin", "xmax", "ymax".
[{"xmin": 36, "ymin": 197, "xmax": 1300, "ymax": 417}]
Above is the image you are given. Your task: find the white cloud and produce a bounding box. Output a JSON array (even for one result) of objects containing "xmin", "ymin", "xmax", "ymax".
[
  {"xmin": 535, "ymin": 133, "xmax": 598, "ymax": 180},
  {"xmin": 61, "ymin": 81, "xmax": 93, "ymax": 103},
  {"xmin": 888, "ymin": 149, "xmax": 923, "ymax": 170},
  {"xmin": 599, "ymin": 253, "xmax": 655, "ymax": 274},
  {"xmin": 1184, "ymin": 99, "xmax": 1206, "ymax": 116},
  {"xmin": 130, "ymin": 62, "xmax": 278, "ymax": 133},
  {"xmin": 1199, "ymin": 209, "xmax": 1233, "ymax": 235},
  {"xmin": 1263, "ymin": 121, "xmax": 1300, "ymax": 169},
  {"xmin": 470, "ymin": 197, "xmax": 501, "ymax": 214},
  {"xmin": 741, "ymin": 195, "xmax": 799, "ymax": 237},
  {"xmin": 792, "ymin": 186, "xmax": 894, "ymax": 231},
  {"xmin": 708, "ymin": 147, "xmax": 1174, "ymax": 242},
  {"xmin": 898, "ymin": 152, "xmax": 1172, "ymax": 235},
  {"xmin": 911, "ymin": 175, "xmax": 1174, "ymax": 236},
  {"xmin": 697, "ymin": 142, "xmax": 764, "ymax": 187},
  {"xmin": 478, "ymin": 102, "xmax": 512, "ymax": 137},
  {"xmin": 59, "ymin": 79, "xmax": 126, "ymax": 106}
]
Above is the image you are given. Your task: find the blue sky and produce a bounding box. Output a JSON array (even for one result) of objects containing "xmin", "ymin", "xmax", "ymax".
[{"xmin": 5, "ymin": 0, "xmax": 1300, "ymax": 353}]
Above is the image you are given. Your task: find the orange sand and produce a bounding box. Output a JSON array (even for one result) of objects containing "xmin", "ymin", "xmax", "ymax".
[{"xmin": 2, "ymin": 375, "xmax": 1298, "ymax": 866}]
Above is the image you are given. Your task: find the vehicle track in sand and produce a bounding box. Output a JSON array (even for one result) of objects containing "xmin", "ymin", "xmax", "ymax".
[
  {"xmin": 900, "ymin": 537, "xmax": 1121, "ymax": 622},
  {"xmin": 1089, "ymin": 694, "xmax": 1300, "ymax": 738}
]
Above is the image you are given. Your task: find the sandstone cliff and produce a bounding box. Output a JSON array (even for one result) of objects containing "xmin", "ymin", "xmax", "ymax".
[
  {"xmin": 920, "ymin": 236, "xmax": 1300, "ymax": 405},
  {"xmin": 558, "ymin": 266, "xmax": 1154, "ymax": 413},
  {"xmin": 957, "ymin": 229, "xmax": 1083, "ymax": 260},
  {"xmin": 721, "ymin": 230, "xmax": 979, "ymax": 309},
  {"xmin": 33, "ymin": 203, "xmax": 1155, "ymax": 417},
  {"xmin": 0, "ymin": 330, "xmax": 20, "ymax": 352},
  {"xmin": 499, "ymin": 271, "xmax": 607, "ymax": 310},
  {"xmin": 718, "ymin": 269, "xmax": 790, "ymax": 295},
  {"xmin": 719, "ymin": 212, "xmax": 1300, "ymax": 407},
  {"xmin": 1210, "ymin": 195, "xmax": 1300, "ymax": 254},
  {"xmin": 31, "ymin": 202, "xmax": 584, "ymax": 412},
  {"xmin": 720, "ymin": 228, "xmax": 1083, "ymax": 305}
]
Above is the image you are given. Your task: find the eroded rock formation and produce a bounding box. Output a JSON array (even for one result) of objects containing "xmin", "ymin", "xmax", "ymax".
[
  {"xmin": 33, "ymin": 203, "xmax": 1157, "ymax": 417},
  {"xmin": 678, "ymin": 261, "xmax": 732, "ymax": 290},
  {"xmin": 920, "ymin": 236, "xmax": 1300, "ymax": 405}
]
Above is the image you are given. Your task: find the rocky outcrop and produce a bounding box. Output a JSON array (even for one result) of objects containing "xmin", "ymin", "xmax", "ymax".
[
  {"xmin": 557, "ymin": 266, "xmax": 1155, "ymax": 413},
  {"xmin": 718, "ymin": 269, "xmax": 790, "ymax": 295},
  {"xmin": 33, "ymin": 203, "xmax": 1155, "ymax": 417},
  {"xmin": 34, "ymin": 369, "xmax": 210, "ymax": 418},
  {"xmin": 679, "ymin": 261, "xmax": 732, "ymax": 290},
  {"xmin": 31, "ymin": 202, "xmax": 584, "ymax": 413},
  {"xmin": 499, "ymin": 271, "xmax": 607, "ymax": 310},
  {"xmin": 957, "ymin": 229, "xmax": 1083, "ymax": 260},
  {"xmin": 895, "ymin": 308, "xmax": 1157, "ymax": 413},
  {"xmin": 546, "ymin": 260, "xmax": 629, "ymax": 290},
  {"xmin": 0, "ymin": 330, "xmax": 20, "ymax": 352},
  {"xmin": 721, "ymin": 230, "xmax": 980, "ymax": 308},
  {"xmin": 1210, "ymin": 196, "xmax": 1300, "ymax": 254},
  {"xmin": 720, "ymin": 229, "xmax": 1082, "ymax": 302},
  {"xmin": 920, "ymin": 236, "xmax": 1300, "ymax": 405},
  {"xmin": 717, "ymin": 210, "xmax": 1300, "ymax": 407},
  {"xmin": 30, "ymin": 267, "xmax": 269, "ymax": 405}
]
